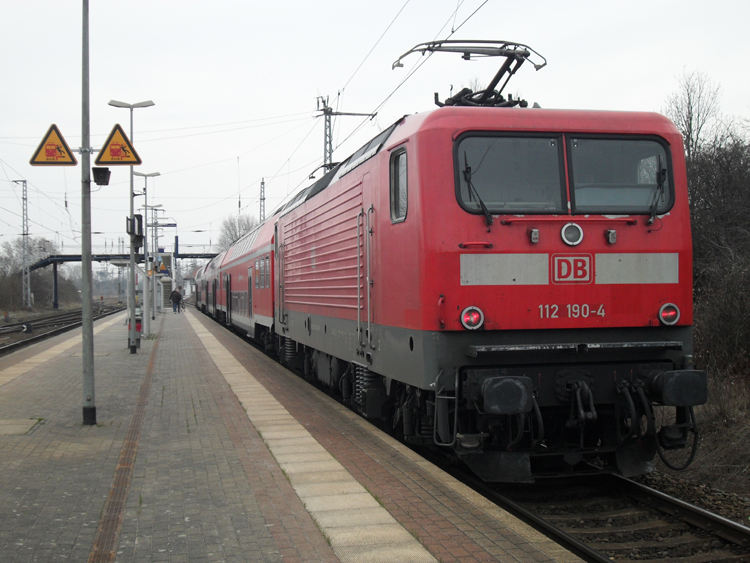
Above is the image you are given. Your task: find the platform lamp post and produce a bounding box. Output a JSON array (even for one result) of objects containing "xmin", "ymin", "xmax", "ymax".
[
  {"xmin": 141, "ymin": 201, "xmax": 163, "ymax": 322},
  {"xmin": 134, "ymin": 171, "xmax": 160, "ymax": 336},
  {"xmin": 108, "ymin": 99, "xmax": 154, "ymax": 354}
]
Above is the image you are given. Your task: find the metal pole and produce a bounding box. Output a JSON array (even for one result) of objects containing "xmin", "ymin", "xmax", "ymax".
[
  {"xmin": 128, "ymin": 107, "xmax": 136, "ymax": 354},
  {"xmin": 53, "ymin": 262, "xmax": 59, "ymax": 309},
  {"xmin": 152, "ymin": 207, "xmax": 157, "ymax": 319},
  {"xmin": 142, "ymin": 180, "xmax": 150, "ymax": 336},
  {"xmin": 260, "ymin": 178, "xmax": 265, "ymax": 222},
  {"xmin": 81, "ymin": 0, "xmax": 96, "ymax": 425}
]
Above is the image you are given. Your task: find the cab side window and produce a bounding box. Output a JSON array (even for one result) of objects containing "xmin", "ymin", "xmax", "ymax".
[{"xmin": 390, "ymin": 148, "xmax": 408, "ymax": 223}]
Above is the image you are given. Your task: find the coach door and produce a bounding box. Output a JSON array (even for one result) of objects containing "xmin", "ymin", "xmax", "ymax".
[
  {"xmin": 357, "ymin": 173, "xmax": 375, "ymax": 349},
  {"xmin": 224, "ymin": 273, "xmax": 232, "ymax": 325},
  {"xmin": 247, "ymin": 266, "xmax": 253, "ymax": 319},
  {"xmin": 276, "ymin": 224, "xmax": 287, "ymax": 327}
]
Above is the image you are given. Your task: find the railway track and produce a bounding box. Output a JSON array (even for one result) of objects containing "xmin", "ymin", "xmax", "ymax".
[
  {"xmin": 0, "ymin": 306, "xmax": 126, "ymax": 356},
  {"xmin": 208, "ymin": 307, "xmax": 750, "ymax": 561},
  {"xmin": 477, "ymin": 473, "xmax": 750, "ymax": 562}
]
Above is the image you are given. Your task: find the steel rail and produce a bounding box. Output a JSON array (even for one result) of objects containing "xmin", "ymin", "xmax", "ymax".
[
  {"xmin": 615, "ymin": 475, "xmax": 750, "ymax": 547},
  {"xmin": 0, "ymin": 307, "xmax": 125, "ymax": 357},
  {"xmin": 450, "ymin": 470, "xmax": 612, "ymax": 563},
  {"xmin": 0, "ymin": 310, "xmax": 85, "ymax": 332}
]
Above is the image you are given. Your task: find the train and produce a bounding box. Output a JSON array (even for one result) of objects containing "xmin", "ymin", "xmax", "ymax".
[{"xmin": 195, "ymin": 41, "xmax": 708, "ymax": 482}]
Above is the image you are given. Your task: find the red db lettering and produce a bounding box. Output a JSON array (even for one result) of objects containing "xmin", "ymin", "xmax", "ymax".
[
  {"xmin": 574, "ymin": 258, "xmax": 587, "ymax": 279},
  {"xmin": 552, "ymin": 254, "xmax": 592, "ymax": 284}
]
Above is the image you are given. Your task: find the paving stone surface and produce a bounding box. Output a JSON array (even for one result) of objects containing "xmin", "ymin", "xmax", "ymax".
[
  {"xmin": 0, "ymin": 312, "xmax": 337, "ymax": 563},
  {"xmin": 0, "ymin": 307, "xmax": 580, "ymax": 563},
  {"xmin": 189, "ymin": 310, "xmax": 581, "ymax": 563}
]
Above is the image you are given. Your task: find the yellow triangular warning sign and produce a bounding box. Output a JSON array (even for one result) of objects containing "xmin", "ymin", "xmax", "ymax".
[
  {"xmin": 95, "ymin": 124, "xmax": 142, "ymax": 165},
  {"xmin": 30, "ymin": 124, "xmax": 78, "ymax": 166}
]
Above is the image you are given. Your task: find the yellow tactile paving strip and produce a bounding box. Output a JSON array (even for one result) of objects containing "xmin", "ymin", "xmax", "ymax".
[
  {"xmin": 186, "ymin": 313, "xmax": 438, "ymax": 563},
  {"xmin": 350, "ymin": 418, "xmax": 583, "ymax": 562},
  {"xmin": 0, "ymin": 313, "xmax": 125, "ymax": 389},
  {"xmin": 284, "ymin": 377, "xmax": 581, "ymax": 562}
]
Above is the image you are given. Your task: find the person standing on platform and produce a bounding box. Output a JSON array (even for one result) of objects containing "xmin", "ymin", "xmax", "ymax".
[{"xmin": 169, "ymin": 286, "xmax": 183, "ymax": 313}]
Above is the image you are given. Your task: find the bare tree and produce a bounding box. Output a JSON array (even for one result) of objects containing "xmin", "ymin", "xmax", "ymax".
[
  {"xmin": 0, "ymin": 237, "xmax": 80, "ymax": 310},
  {"xmin": 664, "ymin": 70, "xmax": 722, "ymax": 161},
  {"xmin": 0, "ymin": 237, "xmax": 56, "ymax": 275},
  {"xmin": 217, "ymin": 214, "xmax": 259, "ymax": 251}
]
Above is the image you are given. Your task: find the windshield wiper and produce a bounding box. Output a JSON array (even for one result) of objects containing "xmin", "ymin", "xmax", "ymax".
[
  {"xmin": 463, "ymin": 152, "xmax": 493, "ymax": 231},
  {"xmin": 648, "ymin": 154, "xmax": 667, "ymax": 225}
]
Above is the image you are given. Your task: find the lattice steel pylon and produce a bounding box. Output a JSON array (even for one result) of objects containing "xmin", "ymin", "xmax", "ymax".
[
  {"xmin": 260, "ymin": 178, "xmax": 265, "ymax": 222},
  {"xmin": 13, "ymin": 180, "xmax": 32, "ymax": 308},
  {"xmin": 316, "ymin": 96, "xmax": 376, "ymax": 170}
]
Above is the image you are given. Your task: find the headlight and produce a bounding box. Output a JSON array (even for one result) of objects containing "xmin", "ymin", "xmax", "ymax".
[{"xmin": 561, "ymin": 222, "xmax": 584, "ymax": 246}]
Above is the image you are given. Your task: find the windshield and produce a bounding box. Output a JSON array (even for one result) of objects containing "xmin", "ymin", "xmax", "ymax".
[
  {"xmin": 455, "ymin": 135, "xmax": 565, "ymax": 214},
  {"xmin": 454, "ymin": 134, "xmax": 673, "ymax": 216},
  {"xmin": 569, "ymin": 138, "xmax": 672, "ymax": 214}
]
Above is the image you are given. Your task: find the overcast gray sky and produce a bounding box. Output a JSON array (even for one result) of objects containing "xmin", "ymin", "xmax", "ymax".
[{"xmin": 1, "ymin": 0, "xmax": 748, "ymax": 258}]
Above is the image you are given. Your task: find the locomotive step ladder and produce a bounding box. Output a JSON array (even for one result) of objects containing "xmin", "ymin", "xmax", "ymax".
[{"xmin": 433, "ymin": 370, "xmax": 459, "ymax": 447}]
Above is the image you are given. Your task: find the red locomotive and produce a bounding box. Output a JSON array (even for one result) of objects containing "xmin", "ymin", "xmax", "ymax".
[{"xmin": 196, "ymin": 41, "xmax": 707, "ymax": 482}]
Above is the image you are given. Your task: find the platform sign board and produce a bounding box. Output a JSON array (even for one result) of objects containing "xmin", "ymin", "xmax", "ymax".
[
  {"xmin": 95, "ymin": 124, "xmax": 141, "ymax": 165},
  {"xmin": 30, "ymin": 124, "xmax": 78, "ymax": 166}
]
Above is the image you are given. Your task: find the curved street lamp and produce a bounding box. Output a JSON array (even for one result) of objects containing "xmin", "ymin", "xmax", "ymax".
[
  {"xmin": 134, "ymin": 172, "xmax": 159, "ymax": 333},
  {"xmin": 108, "ymin": 99, "xmax": 154, "ymax": 353}
]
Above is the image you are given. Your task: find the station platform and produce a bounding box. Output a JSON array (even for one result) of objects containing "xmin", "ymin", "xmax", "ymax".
[{"xmin": 0, "ymin": 308, "xmax": 582, "ymax": 563}]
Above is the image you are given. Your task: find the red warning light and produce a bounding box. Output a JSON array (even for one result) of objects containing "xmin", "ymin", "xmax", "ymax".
[
  {"xmin": 461, "ymin": 306, "xmax": 484, "ymax": 330},
  {"xmin": 659, "ymin": 303, "xmax": 680, "ymax": 325}
]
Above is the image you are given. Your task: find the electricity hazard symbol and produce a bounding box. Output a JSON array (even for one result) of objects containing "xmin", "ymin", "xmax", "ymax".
[
  {"xmin": 95, "ymin": 124, "xmax": 141, "ymax": 165},
  {"xmin": 30, "ymin": 124, "xmax": 78, "ymax": 166}
]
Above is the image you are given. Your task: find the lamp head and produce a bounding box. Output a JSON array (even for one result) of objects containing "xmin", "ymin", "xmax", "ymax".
[{"xmin": 108, "ymin": 100, "xmax": 155, "ymax": 109}]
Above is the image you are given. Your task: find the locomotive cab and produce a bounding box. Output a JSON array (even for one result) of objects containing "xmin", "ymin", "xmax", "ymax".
[{"xmin": 401, "ymin": 107, "xmax": 708, "ymax": 481}]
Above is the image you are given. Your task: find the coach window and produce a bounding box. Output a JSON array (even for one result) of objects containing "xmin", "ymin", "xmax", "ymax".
[
  {"xmin": 265, "ymin": 256, "xmax": 270, "ymax": 288},
  {"xmin": 255, "ymin": 260, "xmax": 259, "ymax": 288},
  {"xmin": 390, "ymin": 148, "xmax": 408, "ymax": 223}
]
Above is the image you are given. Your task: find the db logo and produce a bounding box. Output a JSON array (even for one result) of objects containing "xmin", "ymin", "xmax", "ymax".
[{"xmin": 552, "ymin": 254, "xmax": 593, "ymax": 284}]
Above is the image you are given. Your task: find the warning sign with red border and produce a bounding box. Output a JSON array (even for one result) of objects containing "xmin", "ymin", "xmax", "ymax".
[
  {"xmin": 30, "ymin": 124, "xmax": 78, "ymax": 166},
  {"xmin": 95, "ymin": 124, "xmax": 142, "ymax": 165}
]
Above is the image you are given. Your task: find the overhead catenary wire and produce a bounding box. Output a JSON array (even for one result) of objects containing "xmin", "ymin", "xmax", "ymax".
[
  {"xmin": 332, "ymin": 0, "xmax": 412, "ymax": 153},
  {"xmin": 241, "ymin": 1, "xmax": 490, "ymax": 224},
  {"xmin": 0, "ymin": 111, "xmax": 313, "ymax": 143},
  {"xmin": 333, "ymin": 0, "xmax": 489, "ymax": 152},
  {"xmin": 0, "ymin": 2, "xmax": 492, "ymax": 252},
  {"xmin": 0, "ymin": 158, "xmax": 81, "ymax": 243}
]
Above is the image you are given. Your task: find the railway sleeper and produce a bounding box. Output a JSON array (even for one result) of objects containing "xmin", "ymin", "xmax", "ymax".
[
  {"xmin": 588, "ymin": 532, "xmax": 709, "ymax": 554},
  {"xmin": 523, "ymin": 496, "xmax": 629, "ymax": 512},
  {"xmin": 572, "ymin": 518, "xmax": 673, "ymax": 538},
  {"xmin": 628, "ymin": 552, "xmax": 745, "ymax": 563},
  {"xmin": 546, "ymin": 506, "xmax": 652, "ymax": 525}
]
